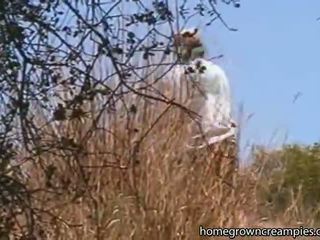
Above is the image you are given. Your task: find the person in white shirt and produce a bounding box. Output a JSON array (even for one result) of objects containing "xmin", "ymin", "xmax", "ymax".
[{"xmin": 172, "ymin": 28, "xmax": 237, "ymax": 149}]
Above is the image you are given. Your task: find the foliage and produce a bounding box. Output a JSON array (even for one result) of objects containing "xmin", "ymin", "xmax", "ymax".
[
  {"xmin": 254, "ymin": 143, "xmax": 320, "ymax": 224},
  {"xmin": 0, "ymin": 0, "xmax": 240, "ymax": 238}
]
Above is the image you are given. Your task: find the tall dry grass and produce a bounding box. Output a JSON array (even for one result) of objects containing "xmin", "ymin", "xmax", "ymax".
[
  {"xmin": 10, "ymin": 70, "xmax": 257, "ymax": 239},
  {"xmin": 9, "ymin": 67, "xmax": 313, "ymax": 240}
]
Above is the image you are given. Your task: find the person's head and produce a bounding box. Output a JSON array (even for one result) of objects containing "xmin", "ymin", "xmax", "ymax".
[{"xmin": 173, "ymin": 28, "xmax": 205, "ymax": 63}]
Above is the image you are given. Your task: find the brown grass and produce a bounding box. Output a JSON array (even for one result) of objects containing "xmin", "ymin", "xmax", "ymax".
[{"xmin": 9, "ymin": 78, "xmax": 313, "ymax": 240}]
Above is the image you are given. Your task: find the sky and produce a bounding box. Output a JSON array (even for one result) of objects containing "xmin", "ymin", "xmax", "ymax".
[
  {"xmin": 187, "ymin": 1, "xmax": 320, "ymax": 160},
  {"xmin": 41, "ymin": 1, "xmax": 320, "ymax": 161}
]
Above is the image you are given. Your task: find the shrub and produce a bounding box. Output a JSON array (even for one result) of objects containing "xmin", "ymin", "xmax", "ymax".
[{"xmin": 254, "ymin": 143, "xmax": 320, "ymax": 225}]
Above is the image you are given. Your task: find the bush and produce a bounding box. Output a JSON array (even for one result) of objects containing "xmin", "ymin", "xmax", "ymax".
[{"xmin": 254, "ymin": 143, "xmax": 320, "ymax": 224}]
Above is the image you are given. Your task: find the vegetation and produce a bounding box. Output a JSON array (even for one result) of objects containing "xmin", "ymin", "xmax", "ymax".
[
  {"xmin": 1, "ymin": 0, "xmax": 319, "ymax": 239},
  {"xmin": 254, "ymin": 143, "xmax": 320, "ymax": 226}
]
